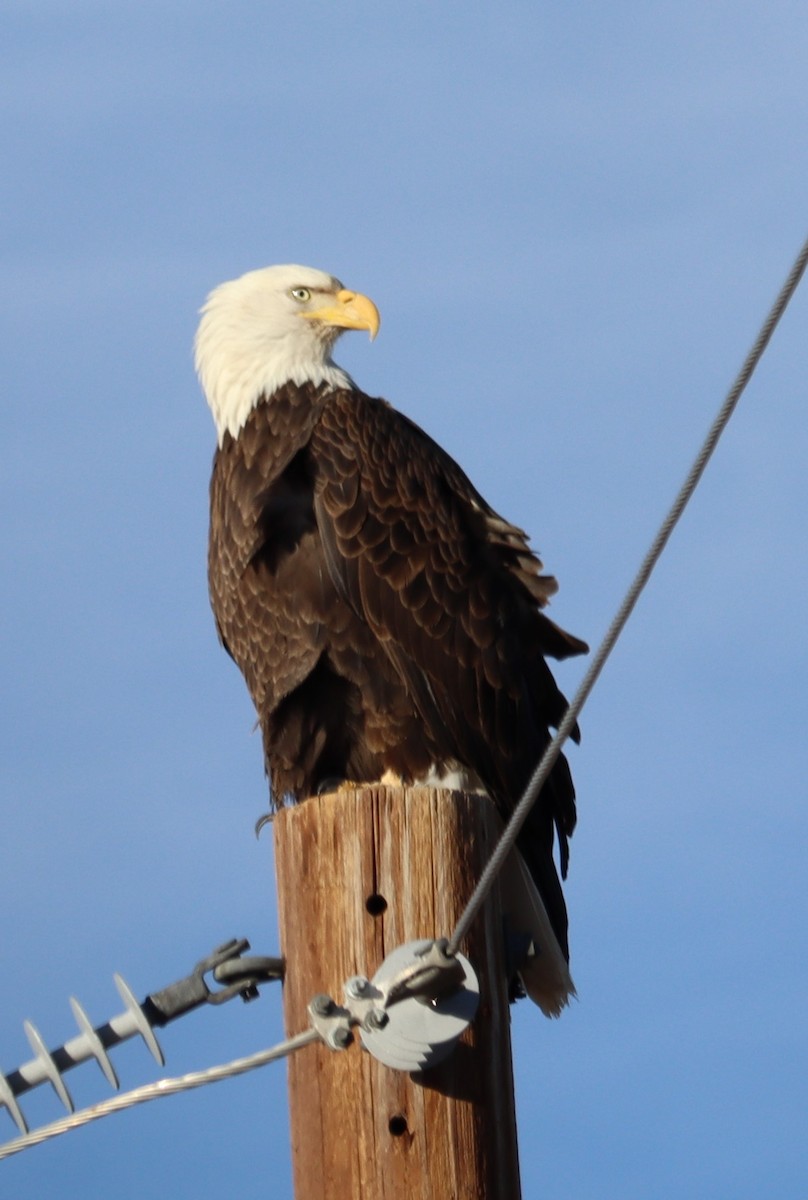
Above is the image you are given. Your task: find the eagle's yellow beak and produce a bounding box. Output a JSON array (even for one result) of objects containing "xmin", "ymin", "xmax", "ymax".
[{"xmin": 300, "ymin": 288, "xmax": 380, "ymax": 341}]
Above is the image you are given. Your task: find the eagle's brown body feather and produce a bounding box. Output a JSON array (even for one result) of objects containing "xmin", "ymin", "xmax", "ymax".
[{"xmin": 209, "ymin": 380, "xmax": 586, "ymax": 957}]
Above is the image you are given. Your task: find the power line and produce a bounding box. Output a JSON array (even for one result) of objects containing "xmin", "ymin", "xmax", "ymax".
[{"xmin": 448, "ymin": 230, "xmax": 808, "ymax": 957}]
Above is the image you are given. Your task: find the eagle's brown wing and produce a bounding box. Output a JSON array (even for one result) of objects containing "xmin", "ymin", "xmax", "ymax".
[
  {"xmin": 208, "ymin": 384, "xmax": 441, "ymax": 802},
  {"xmin": 208, "ymin": 384, "xmax": 327, "ymax": 712},
  {"xmin": 311, "ymin": 389, "xmax": 587, "ymax": 954}
]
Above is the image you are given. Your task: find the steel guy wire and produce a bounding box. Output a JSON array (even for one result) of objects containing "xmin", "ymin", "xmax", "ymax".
[
  {"xmin": 0, "ymin": 1028, "xmax": 320, "ymax": 1162},
  {"xmin": 448, "ymin": 230, "xmax": 808, "ymax": 957}
]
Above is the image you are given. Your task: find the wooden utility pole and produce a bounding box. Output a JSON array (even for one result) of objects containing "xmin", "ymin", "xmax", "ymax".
[{"xmin": 274, "ymin": 785, "xmax": 522, "ymax": 1199}]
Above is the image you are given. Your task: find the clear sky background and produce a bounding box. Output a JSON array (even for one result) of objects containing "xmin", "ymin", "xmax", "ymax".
[{"xmin": 1, "ymin": 3, "xmax": 806, "ymax": 1196}]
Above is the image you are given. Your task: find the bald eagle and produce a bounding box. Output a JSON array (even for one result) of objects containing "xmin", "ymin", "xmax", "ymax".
[{"xmin": 196, "ymin": 265, "xmax": 587, "ymax": 1004}]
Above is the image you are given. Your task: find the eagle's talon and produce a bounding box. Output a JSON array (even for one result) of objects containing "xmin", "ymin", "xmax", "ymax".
[{"xmin": 254, "ymin": 812, "xmax": 274, "ymax": 837}]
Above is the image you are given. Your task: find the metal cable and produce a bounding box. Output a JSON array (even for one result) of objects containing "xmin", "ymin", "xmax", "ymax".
[
  {"xmin": 448, "ymin": 231, "xmax": 808, "ymax": 956},
  {"xmin": 0, "ymin": 1028, "xmax": 320, "ymax": 1162}
]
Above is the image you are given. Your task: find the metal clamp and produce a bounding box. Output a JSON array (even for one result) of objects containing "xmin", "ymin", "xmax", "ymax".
[
  {"xmin": 310, "ymin": 941, "xmax": 479, "ymax": 1072},
  {"xmin": 382, "ymin": 939, "xmax": 466, "ymax": 1008},
  {"xmin": 307, "ymin": 995, "xmax": 354, "ymax": 1051},
  {"xmin": 145, "ymin": 939, "xmax": 284, "ymax": 1023}
]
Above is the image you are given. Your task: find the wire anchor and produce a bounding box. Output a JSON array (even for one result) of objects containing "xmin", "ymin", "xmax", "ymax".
[{"xmin": 309, "ymin": 939, "xmax": 479, "ymax": 1072}]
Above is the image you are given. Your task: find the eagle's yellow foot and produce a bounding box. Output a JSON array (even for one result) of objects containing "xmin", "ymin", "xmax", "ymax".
[
  {"xmin": 315, "ymin": 777, "xmax": 361, "ymax": 795},
  {"xmin": 315, "ymin": 773, "xmax": 404, "ymax": 795}
]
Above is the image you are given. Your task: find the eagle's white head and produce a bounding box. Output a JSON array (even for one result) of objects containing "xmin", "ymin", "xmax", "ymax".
[{"xmin": 195, "ymin": 264, "xmax": 380, "ymax": 444}]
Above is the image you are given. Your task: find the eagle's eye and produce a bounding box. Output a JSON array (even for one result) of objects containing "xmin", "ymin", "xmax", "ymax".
[{"xmin": 290, "ymin": 287, "xmax": 311, "ymax": 303}]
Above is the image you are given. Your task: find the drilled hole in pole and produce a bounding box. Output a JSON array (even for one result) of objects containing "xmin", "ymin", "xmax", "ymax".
[
  {"xmin": 388, "ymin": 1114, "xmax": 408, "ymax": 1137},
  {"xmin": 365, "ymin": 892, "xmax": 388, "ymax": 916}
]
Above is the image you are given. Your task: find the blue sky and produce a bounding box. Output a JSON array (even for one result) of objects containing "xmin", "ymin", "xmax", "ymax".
[{"xmin": 1, "ymin": 3, "xmax": 806, "ymax": 1195}]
